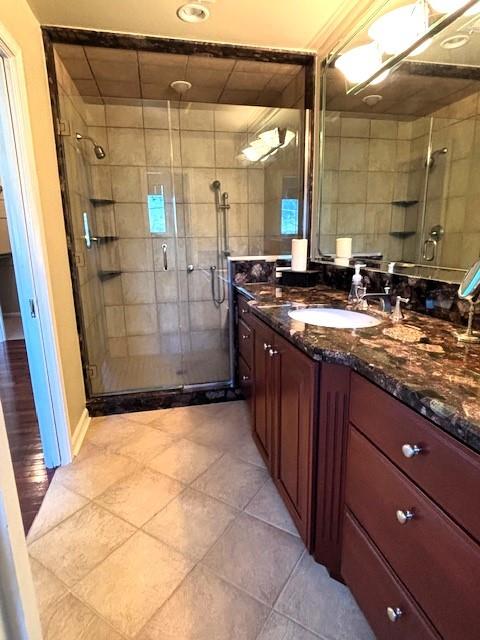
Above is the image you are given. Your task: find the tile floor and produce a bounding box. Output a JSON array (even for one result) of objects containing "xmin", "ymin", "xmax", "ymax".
[{"xmin": 27, "ymin": 400, "xmax": 375, "ymax": 640}]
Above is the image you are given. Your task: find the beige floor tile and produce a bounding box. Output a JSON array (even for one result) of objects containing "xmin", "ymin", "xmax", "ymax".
[
  {"xmin": 147, "ymin": 438, "xmax": 222, "ymax": 483},
  {"xmin": 96, "ymin": 467, "xmax": 185, "ymax": 527},
  {"xmin": 229, "ymin": 431, "xmax": 266, "ymax": 468},
  {"xmin": 192, "ymin": 453, "xmax": 268, "ymax": 509},
  {"xmin": 245, "ymin": 479, "xmax": 299, "ymax": 536},
  {"xmin": 86, "ymin": 416, "xmax": 142, "ymax": 449},
  {"xmin": 149, "ymin": 405, "xmax": 209, "ymax": 436},
  {"xmin": 73, "ymin": 530, "xmax": 194, "ymax": 638},
  {"xmin": 203, "ymin": 512, "xmax": 304, "ymax": 606},
  {"xmin": 41, "ymin": 593, "xmax": 123, "ymax": 640},
  {"xmin": 29, "ymin": 558, "xmax": 68, "ymax": 627},
  {"xmin": 275, "ymin": 553, "xmax": 375, "ymax": 640},
  {"xmin": 54, "ymin": 447, "xmax": 138, "ymax": 499},
  {"xmin": 119, "ymin": 409, "xmax": 166, "ymax": 424},
  {"xmin": 258, "ymin": 612, "xmax": 320, "ymax": 640},
  {"xmin": 138, "ymin": 564, "xmax": 269, "ymax": 640},
  {"xmin": 188, "ymin": 418, "xmax": 251, "ymax": 451},
  {"xmin": 27, "ymin": 482, "xmax": 89, "ymax": 543},
  {"xmin": 29, "ymin": 503, "xmax": 135, "ymax": 586},
  {"xmin": 113, "ymin": 424, "xmax": 177, "ymax": 463},
  {"xmin": 144, "ymin": 488, "xmax": 237, "ymax": 560}
]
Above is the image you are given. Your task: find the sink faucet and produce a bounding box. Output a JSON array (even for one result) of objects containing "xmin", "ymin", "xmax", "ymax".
[{"xmin": 356, "ymin": 286, "xmax": 393, "ymax": 314}]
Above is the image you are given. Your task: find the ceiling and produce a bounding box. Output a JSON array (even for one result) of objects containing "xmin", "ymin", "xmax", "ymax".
[
  {"xmin": 28, "ymin": 0, "xmax": 351, "ymax": 51},
  {"xmin": 54, "ymin": 44, "xmax": 305, "ymax": 107}
]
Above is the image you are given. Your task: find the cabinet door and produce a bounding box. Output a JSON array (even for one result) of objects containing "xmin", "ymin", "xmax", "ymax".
[
  {"xmin": 251, "ymin": 315, "xmax": 274, "ymax": 468},
  {"xmin": 272, "ymin": 332, "xmax": 318, "ymax": 546}
]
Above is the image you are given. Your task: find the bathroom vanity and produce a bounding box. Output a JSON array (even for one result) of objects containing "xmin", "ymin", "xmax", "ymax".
[{"xmin": 234, "ymin": 283, "xmax": 480, "ymax": 640}]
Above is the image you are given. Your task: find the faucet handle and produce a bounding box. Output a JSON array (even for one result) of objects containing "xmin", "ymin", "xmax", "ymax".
[
  {"xmin": 384, "ymin": 286, "xmax": 391, "ymax": 295},
  {"xmin": 392, "ymin": 296, "xmax": 410, "ymax": 322}
]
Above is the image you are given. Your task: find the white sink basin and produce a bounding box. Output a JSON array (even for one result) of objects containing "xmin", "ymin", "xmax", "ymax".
[{"xmin": 288, "ymin": 307, "xmax": 381, "ymax": 329}]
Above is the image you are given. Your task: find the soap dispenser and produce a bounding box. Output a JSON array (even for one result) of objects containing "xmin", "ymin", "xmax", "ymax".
[{"xmin": 348, "ymin": 264, "xmax": 364, "ymax": 303}]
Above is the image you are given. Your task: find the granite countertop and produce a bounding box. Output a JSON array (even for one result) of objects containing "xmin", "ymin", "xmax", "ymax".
[{"xmin": 236, "ymin": 282, "xmax": 480, "ymax": 454}]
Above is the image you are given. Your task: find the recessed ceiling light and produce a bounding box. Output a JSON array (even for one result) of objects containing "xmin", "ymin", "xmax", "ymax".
[
  {"xmin": 177, "ymin": 3, "xmax": 210, "ymax": 22},
  {"xmin": 362, "ymin": 94, "xmax": 383, "ymax": 106},
  {"xmin": 440, "ymin": 33, "xmax": 470, "ymax": 48}
]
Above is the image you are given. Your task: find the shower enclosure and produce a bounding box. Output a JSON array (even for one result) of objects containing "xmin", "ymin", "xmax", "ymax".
[{"xmin": 48, "ymin": 37, "xmax": 311, "ymax": 402}]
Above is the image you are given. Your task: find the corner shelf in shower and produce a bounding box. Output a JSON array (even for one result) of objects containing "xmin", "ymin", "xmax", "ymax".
[
  {"xmin": 89, "ymin": 198, "xmax": 116, "ymax": 207},
  {"xmin": 389, "ymin": 231, "xmax": 416, "ymax": 238},
  {"xmin": 95, "ymin": 235, "xmax": 119, "ymax": 244},
  {"xmin": 391, "ymin": 200, "xmax": 419, "ymax": 207},
  {"xmin": 98, "ymin": 270, "xmax": 122, "ymax": 281}
]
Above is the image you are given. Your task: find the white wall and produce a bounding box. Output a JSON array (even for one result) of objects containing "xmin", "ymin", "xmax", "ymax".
[{"xmin": 0, "ymin": 0, "xmax": 86, "ymax": 434}]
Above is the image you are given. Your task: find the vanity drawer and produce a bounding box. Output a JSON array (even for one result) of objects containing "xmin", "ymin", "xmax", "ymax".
[
  {"xmin": 237, "ymin": 295, "xmax": 252, "ymax": 326},
  {"xmin": 345, "ymin": 426, "xmax": 480, "ymax": 640},
  {"xmin": 238, "ymin": 319, "xmax": 253, "ymax": 366},
  {"xmin": 350, "ymin": 373, "xmax": 480, "ymax": 542},
  {"xmin": 342, "ymin": 510, "xmax": 440, "ymax": 640}
]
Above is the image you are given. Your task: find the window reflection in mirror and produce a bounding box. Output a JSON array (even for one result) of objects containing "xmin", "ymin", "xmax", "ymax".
[{"xmin": 317, "ymin": 2, "xmax": 480, "ymax": 274}]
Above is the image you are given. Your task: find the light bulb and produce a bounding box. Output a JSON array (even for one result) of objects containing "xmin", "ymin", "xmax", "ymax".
[
  {"xmin": 335, "ymin": 43, "xmax": 389, "ymax": 85},
  {"xmin": 429, "ymin": 0, "xmax": 480, "ymax": 14},
  {"xmin": 369, "ymin": 3, "xmax": 431, "ymax": 56}
]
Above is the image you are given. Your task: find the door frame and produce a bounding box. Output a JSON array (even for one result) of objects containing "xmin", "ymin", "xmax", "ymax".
[
  {"xmin": 0, "ymin": 21, "xmax": 72, "ymax": 467},
  {"xmin": 0, "ymin": 401, "xmax": 42, "ymax": 639}
]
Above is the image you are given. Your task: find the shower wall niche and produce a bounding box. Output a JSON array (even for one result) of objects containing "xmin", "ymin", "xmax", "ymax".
[{"xmin": 52, "ymin": 40, "xmax": 310, "ymax": 398}]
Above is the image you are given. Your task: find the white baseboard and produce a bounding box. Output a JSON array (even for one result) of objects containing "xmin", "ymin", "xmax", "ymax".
[{"xmin": 71, "ymin": 408, "xmax": 91, "ymax": 457}]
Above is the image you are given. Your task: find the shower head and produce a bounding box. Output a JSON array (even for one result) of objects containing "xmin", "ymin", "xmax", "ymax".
[
  {"xmin": 75, "ymin": 132, "xmax": 106, "ymax": 160},
  {"xmin": 170, "ymin": 80, "xmax": 192, "ymax": 95},
  {"xmin": 211, "ymin": 180, "xmax": 221, "ymax": 190},
  {"xmin": 427, "ymin": 147, "xmax": 448, "ymax": 168}
]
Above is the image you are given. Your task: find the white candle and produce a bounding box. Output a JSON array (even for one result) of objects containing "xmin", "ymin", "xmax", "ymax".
[
  {"xmin": 336, "ymin": 237, "xmax": 352, "ymax": 259},
  {"xmin": 291, "ymin": 239, "xmax": 308, "ymax": 271}
]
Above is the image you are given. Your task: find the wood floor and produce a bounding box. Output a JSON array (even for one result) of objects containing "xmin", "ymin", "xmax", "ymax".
[{"xmin": 0, "ymin": 339, "xmax": 53, "ymax": 533}]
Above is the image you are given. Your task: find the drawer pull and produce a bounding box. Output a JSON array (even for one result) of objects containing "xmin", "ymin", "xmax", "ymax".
[
  {"xmin": 241, "ymin": 308, "xmax": 249, "ymax": 314},
  {"xmin": 263, "ymin": 342, "xmax": 271, "ymax": 351},
  {"xmin": 402, "ymin": 443, "xmax": 422, "ymax": 458},
  {"xmin": 396, "ymin": 509, "xmax": 415, "ymax": 525},
  {"xmin": 386, "ymin": 606, "xmax": 403, "ymax": 622},
  {"xmin": 241, "ymin": 375, "xmax": 249, "ymax": 381},
  {"xmin": 241, "ymin": 334, "xmax": 250, "ymax": 340},
  {"xmin": 269, "ymin": 348, "xmax": 279, "ymax": 358}
]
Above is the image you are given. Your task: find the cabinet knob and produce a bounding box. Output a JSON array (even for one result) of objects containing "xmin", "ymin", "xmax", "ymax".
[
  {"xmin": 263, "ymin": 342, "xmax": 271, "ymax": 351},
  {"xmin": 241, "ymin": 334, "xmax": 249, "ymax": 340},
  {"xmin": 268, "ymin": 348, "xmax": 279, "ymax": 357},
  {"xmin": 396, "ymin": 509, "xmax": 415, "ymax": 525},
  {"xmin": 241, "ymin": 308, "xmax": 248, "ymax": 314},
  {"xmin": 401, "ymin": 443, "xmax": 422, "ymax": 458},
  {"xmin": 241, "ymin": 375, "xmax": 249, "ymax": 381},
  {"xmin": 386, "ymin": 607, "xmax": 403, "ymax": 622}
]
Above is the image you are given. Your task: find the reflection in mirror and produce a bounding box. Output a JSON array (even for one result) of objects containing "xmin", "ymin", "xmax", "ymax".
[
  {"xmin": 457, "ymin": 259, "xmax": 480, "ymax": 340},
  {"xmin": 316, "ymin": 0, "xmax": 480, "ymax": 280}
]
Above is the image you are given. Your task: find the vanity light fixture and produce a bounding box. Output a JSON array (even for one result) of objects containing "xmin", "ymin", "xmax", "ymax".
[
  {"xmin": 368, "ymin": 2, "xmax": 431, "ymax": 56},
  {"xmin": 428, "ymin": 0, "xmax": 480, "ymax": 15},
  {"xmin": 177, "ymin": 2, "xmax": 210, "ymax": 22},
  {"xmin": 335, "ymin": 43, "xmax": 389, "ymax": 85}
]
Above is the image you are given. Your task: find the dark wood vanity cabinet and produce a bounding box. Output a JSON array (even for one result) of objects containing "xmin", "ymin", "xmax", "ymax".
[
  {"xmin": 235, "ymin": 293, "xmax": 480, "ymax": 640},
  {"xmin": 250, "ymin": 313, "xmax": 317, "ymax": 544}
]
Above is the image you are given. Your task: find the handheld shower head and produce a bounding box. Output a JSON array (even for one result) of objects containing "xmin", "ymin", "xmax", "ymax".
[{"xmin": 76, "ymin": 132, "xmax": 106, "ymax": 160}]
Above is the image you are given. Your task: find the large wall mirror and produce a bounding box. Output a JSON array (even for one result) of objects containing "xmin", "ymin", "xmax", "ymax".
[{"xmin": 315, "ymin": 0, "xmax": 480, "ymax": 281}]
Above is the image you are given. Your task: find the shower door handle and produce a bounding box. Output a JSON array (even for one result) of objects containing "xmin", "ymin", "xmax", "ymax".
[
  {"xmin": 162, "ymin": 243, "xmax": 168, "ymax": 271},
  {"xmin": 422, "ymin": 238, "xmax": 436, "ymax": 262}
]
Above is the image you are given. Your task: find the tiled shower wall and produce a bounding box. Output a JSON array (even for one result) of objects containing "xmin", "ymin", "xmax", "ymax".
[
  {"xmin": 320, "ymin": 114, "xmax": 418, "ymax": 260},
  {"xmin": 84, "ymin": 98, "xmax": 267, "ymax": 364},
  {"xmin": 422, "ymin": 91, "xmax": 480, "ymax": 269},
  {"xmin": 55, "ymin": 54, "xmax": 109, "ymax": 385}
]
